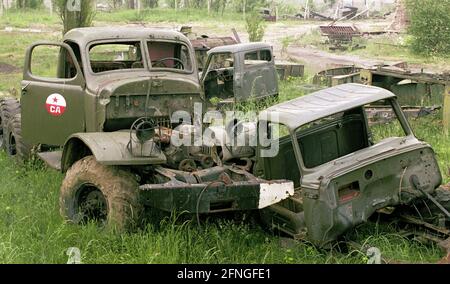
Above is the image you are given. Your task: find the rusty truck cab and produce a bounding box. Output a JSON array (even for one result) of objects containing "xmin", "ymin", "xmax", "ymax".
[
  {"xmin": 21, "ymin": 27, "xmax": 203, "ymax": 147},
  {"xmin": 201, "ymin": 43, "xmax": 278, "ymax": 104},
  {"xmin": 256, "ymin": 83, "xmax": 442, "ymax": 246}
]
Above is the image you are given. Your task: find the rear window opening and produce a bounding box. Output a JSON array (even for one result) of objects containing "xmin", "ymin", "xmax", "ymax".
[
  {"xmin": 296, "ymin": 99, "xmax": 408, "ymax": 169},
  {"xmin": 89, "ymin": 41, "xmax": 143, "ymax": 73},
  {"xmin": 244, "ymin": 49, "xmax": 272, "ymax": 67},
  {"xmin": 147, "ymin": 41, "xmax": 192, "ymax": 72}
]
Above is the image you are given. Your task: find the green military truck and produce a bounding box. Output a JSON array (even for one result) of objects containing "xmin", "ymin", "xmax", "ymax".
[{"xmin": 0, "ymin": 27, "xmax": 291, "ymax": 230}]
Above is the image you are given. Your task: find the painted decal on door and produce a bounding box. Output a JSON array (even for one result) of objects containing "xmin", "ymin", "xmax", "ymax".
[{"xmin": 46, "ymin": 93, "xmax": 66, "ymax": 116}]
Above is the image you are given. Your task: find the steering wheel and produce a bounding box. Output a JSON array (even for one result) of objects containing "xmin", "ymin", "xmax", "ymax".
[{"xmin": 152, "ymin": 57, "xmax": 184, "ymax": 69}]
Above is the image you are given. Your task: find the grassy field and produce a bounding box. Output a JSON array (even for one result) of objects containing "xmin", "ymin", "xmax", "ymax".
[
  {"xmin": 286, "ymin": 29, "xmax": 450, "ymax": 70},
  {"xmin": 0, "ymin": 9, "xmax": 449, "ymax": 264}
]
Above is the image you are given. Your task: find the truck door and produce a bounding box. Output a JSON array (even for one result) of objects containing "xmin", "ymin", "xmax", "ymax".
[
  {"xmin": 237, "ymin": 49, "xmax": 278, "ymax": 101},
  {"xmin": 21, "ymin": 42, "xmax": 85, "ymax": 146},
  {"xmin": 201, "ymin": 52, "xmax": 235, "ymax": 101}
]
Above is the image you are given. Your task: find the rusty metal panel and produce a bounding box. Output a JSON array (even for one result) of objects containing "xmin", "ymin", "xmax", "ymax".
[
  {"xmin": 190, "ymin": 37, "xmax": 237, "ymax": 51},
  {"xmin": 444, "ymin": 85, "xmax": 450, "ymax": 134},
  {"xmin": 275, "ymin": 61, "xmax": 305, "ymax": 80},
  {"xmin": 319, "ymin": 25, "xmax": 359, "ymax": 36}
]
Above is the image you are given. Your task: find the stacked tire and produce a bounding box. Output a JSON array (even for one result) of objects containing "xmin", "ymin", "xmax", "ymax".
[{"xmin": 0, "ymin": 97, "xmax": 31, "ymax": 163}]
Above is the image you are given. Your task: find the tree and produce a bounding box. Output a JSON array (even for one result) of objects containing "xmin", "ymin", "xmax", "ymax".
[
  {"xmin": 112, "ymin": 0, "xmax": 126, "ymax": 9},
  {"xmin": 16, "ymin": 0, "xmax": 43, "ymax": 9},
  {"xmin": 231, "ymin": 0, "xmax": 267, "ymax": 13},
  {"xmin": 245, "ymin": 12, "xmax": 265, "ymax": 42},
  {"xmin": 142, "ymin": 0, "xmax": 159, "ymax": 8},
  {"xmin": 53, "ymin": 0, "xmax": 96, "ymax": 35},
  {"xmin": 406, "ymin": 0, "xmax": 450, "ymax": 55},
  {"xmin": 388, "ymin": 0, "xmax": 409, "ymax": 31}
]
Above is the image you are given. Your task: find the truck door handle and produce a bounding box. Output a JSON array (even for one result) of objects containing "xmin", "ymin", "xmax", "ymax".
[{"xmin": 21, "ymin": 82, "xmax": 30, "ymax": 95}]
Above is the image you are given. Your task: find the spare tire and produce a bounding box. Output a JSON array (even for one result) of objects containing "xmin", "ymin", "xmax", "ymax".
[
  {"xmin": 6, "ymin": 114, "xmax": 31, "ymax": 163},
  {"xmin": 0, "ymin": 98, "xmax": 21, "ymax": 151}
]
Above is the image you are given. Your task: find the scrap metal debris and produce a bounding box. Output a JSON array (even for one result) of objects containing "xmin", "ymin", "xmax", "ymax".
[{"xmin": 319, "ymin": 25, "xmax": 365, "ymax": 51}]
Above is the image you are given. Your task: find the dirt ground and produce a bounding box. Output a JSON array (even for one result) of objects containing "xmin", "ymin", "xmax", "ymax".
[
  {"xmin": 182, "ymin": 19, "xmax": 397, "ymax": 71},
  {"xmin": 0, "ymin": 17, "xmax": 445, "ymax": 78},
  {"xmin": 0, "ymin": 62, "xmax": 20, "ymax": 74}
]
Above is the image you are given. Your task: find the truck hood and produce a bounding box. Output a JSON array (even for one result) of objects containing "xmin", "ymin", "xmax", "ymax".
[{"xmin": 301, "ymin": 136, "xmax": 432, "ymax": 188}]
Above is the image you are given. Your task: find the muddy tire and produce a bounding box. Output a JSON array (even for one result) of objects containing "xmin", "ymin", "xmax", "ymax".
[
  {"xmin": 0, "ymin": 98, "xmax": 21, "ymax": 151},
  {"xmin": 6, "ymin": 114, "xmax": 31, "ymax": 163},
  {"xmin": 60, "ymin": 155, "xmax": 143, "ymax": 232}
]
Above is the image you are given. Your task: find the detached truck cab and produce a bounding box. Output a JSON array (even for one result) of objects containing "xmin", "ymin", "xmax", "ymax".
[
  {"xmin": 201, "ymin": 43, "xmax": 278, "ymax": 104},
  {"xmin": 256, "ymin": 84, "xmax": 446, "ymax": 246}
]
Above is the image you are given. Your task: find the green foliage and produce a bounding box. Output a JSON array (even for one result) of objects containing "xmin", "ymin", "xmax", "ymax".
[
  {"xmin": 230, "ymin": 0, "xmax": 268, "ymax": 13},
  {"xmin": 94, "ymin": 7, "xmax": 243, "ymax": 23},
  {"xmin": 53, "ymin": 0, "xmax": 96, "ymax": 34},
  {"xmin": 15, "ymin": 0, "xmax": 43, "ymax": 9},
  {"xmin": 245, "ymin": 12, "xmax": 265, "ymax": 42},
  {"xmin": 141, "ymin": 0, "xmax": 159, "ymax": 8},
  {"xmin": 406, "ymin": 0, "xmax": 450, "ymax": 56}
]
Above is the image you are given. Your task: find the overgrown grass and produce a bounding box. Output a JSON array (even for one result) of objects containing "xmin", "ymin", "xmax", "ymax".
[
  {"xmin": 0, "ymin": 9, "xmax": 60, "ymax": 29},
  {"xmin": 95, "ymin": 8, "xmax": 244, "ymax": 24},
  {"xmin": 284, "ymin": 30, "xmax": 450, "ymax": 70},
  {"xmin": 0, "ymin": 32, "xmax": 61, "ymax": 91},
  {"xmin": 349, "ymin": 34, "xmax": 450, "ymax": 68},
  {"xmin": 0, "ymin": 8, "xmax": 244, "ymax": 29},
  {"xmin": 0, "ymin": 151, "xmax": 444, "ymax": 263}
]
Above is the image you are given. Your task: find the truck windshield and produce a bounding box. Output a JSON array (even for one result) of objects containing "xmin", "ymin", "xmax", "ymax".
[
  {"xmin": 89, "ymin": 41, "xmax": 143, "ymax": 73},
  {"xmin": 147, "ymin": 41, "xmax": 192, "ymax": 72},
  {"xmin": 294, "ymin": 99, "xmax": 409, "ymax": 169}
]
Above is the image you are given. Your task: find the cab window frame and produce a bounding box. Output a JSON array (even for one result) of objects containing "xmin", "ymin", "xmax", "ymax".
[
  {"xmin": 86, "ymin": 39, "xmax": 147, "ymax": 76},
  {"xmin": 243, "ymin": 49, "xmax": 273, "ymax": 69},
  {"xmin": 146, "ymin": 39, "xmax": 194, "ymax": 74}
]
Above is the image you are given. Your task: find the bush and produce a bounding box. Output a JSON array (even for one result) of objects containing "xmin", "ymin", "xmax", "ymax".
[
  {"xmin": 231, "ymin": 0, "xmax": 268, "ymax": 13},
  {"xmin": 245, "ymin": 12, "xmax": 265, "ymax": 42},
  {"xmin": 16, "ymin": 0, "xmax": 43, "ymax": 9},
  {"xmin": 406, "ymin": 0, "xmax": 450, "ymax": 56}
]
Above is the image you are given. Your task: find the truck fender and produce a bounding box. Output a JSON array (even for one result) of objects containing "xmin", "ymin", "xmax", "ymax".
[{"xmin": 61, "ymin": 131, "xmax": 166, "ymax": 172}]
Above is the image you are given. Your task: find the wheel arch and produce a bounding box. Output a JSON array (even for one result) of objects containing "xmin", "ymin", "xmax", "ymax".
[
  {"xmin": 61, "ymin": 137, "xmax": 93, "ymax": 172},
  {"xmin": 61, "ymin": 131, "xmax": 167, "ymax": 172}
]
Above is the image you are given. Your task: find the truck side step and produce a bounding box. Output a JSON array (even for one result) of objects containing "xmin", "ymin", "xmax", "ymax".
[{"xmin": 37, "ymin": 151, "xmax": 62, "ymax": 171}]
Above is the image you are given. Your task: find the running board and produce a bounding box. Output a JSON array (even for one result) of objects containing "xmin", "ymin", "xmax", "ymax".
[{"xmin": 37, "ymin": 151, "xmax": 62, "ymax": 171}]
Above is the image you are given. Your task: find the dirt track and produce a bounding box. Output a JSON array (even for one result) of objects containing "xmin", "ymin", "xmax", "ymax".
[{"xmin": 186, "ymin": 19, "xmax": 403, "ymax": 73}]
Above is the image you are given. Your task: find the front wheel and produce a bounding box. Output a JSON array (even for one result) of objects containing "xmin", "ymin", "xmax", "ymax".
[{"xmin": 60, "ymin": 155, "xmax": 143, "ymax": 231}]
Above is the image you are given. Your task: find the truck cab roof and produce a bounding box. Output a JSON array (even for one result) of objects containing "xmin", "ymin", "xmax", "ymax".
[
  {"xmin": 63, "ymin": 27, "xmax": 192, "ymax": 46},
  {"xmin": 207, "ymin": 42, "xmax": 272, "ymax": 54},
  {"xmin": 259, "ymin": 83, "xmax": 396, "ymax": 129}
]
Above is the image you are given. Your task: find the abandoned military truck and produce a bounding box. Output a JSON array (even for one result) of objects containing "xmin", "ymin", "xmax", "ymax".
[{"xmin": 0, "ymin": 27, "xmax": 293, "ymax": 230}]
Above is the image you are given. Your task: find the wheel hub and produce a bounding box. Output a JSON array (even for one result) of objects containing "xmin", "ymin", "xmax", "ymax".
[{"xmin": 76, "ymin": 184, "xmax": 108, "ymax": 225}]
